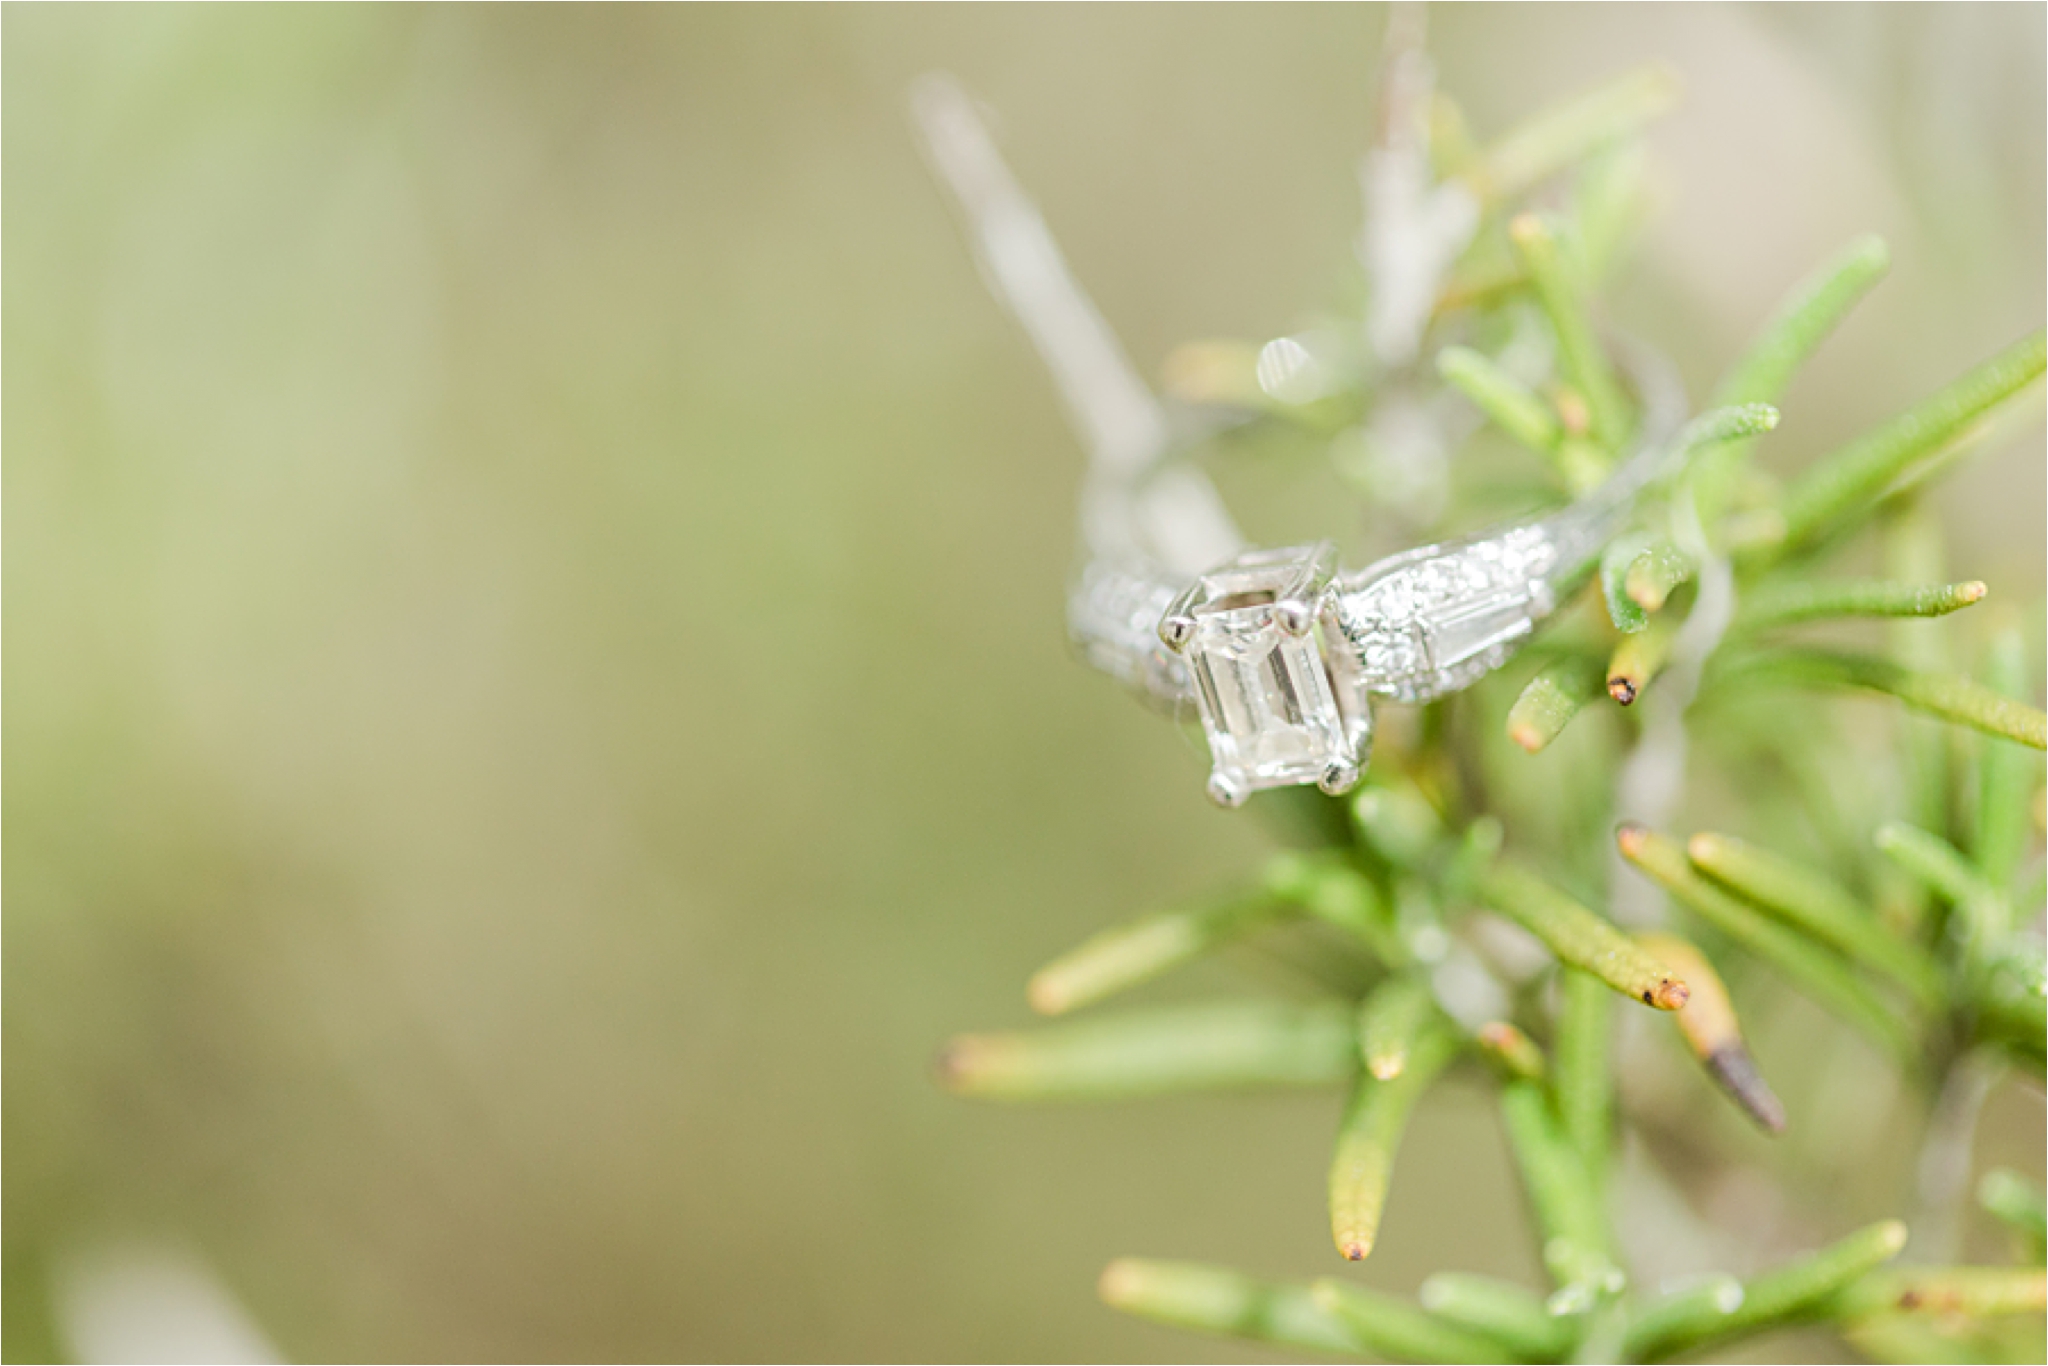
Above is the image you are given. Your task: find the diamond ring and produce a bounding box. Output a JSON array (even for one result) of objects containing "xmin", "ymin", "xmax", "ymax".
[{"xmin": 915, "ymin": 76, "xmax": 1686, "ymax": 807}]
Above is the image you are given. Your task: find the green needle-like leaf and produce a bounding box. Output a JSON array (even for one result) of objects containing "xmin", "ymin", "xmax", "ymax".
[
  {"xmin": 1874, "ymin": 822, "xmax": 2010, "ymax": 959},
  {"xmin": 1497, "ymin": 1079, "xmax": 1621, "ymax": 1304},
  {"xmin": 1351, "ymin": 782, "xmax": 1448, "ymax": 869},
  {"xmin": 1329, "ymin": 1025, "xmax": 1456, "ymax": 1260},
  {"xmin": 936, "ymin": 1000, "xmax": 1355, "ymax": 1101},
  {"xmin": 1438, "ymin": 345, "xmax": 1564, "ymax": 454},
  {"xmin": 1639, "ymin": 933, "xmax": 1788, "ymax": 1133},
  {"xmin": 1417, "ymin": 1272, "xmax": 1575, "ymax": 1360},
  {"xmin": 1617, "ymin": 1277, "xmax": 1745, "ymax": 1362},
  {"xmin": 1607, "ymin": 613, "xmax": 1678, "ymax": 706},
  {"xmin": 1716, "ymin": 648, "xmax": 2048, "ymax": 750},
  {"xmin": 1616, "ymin": 826, "xmax": 1916, "ymax": 1059},
  {"xmin": 1685, "ymin": 832, "xmax": 1944, "ymax": 1011},
  {"xmin": 1464, "ymin": 63, "xmax": 1681, "ymax": 205},
  {"xmin": 1311, "ymin": 1279, "xmax": 1512, "ymax": 1363},
  {"xmin": 1835, "ymin": 1266, "xmax": 2048, "ymax": 1320},
  {"xmin": 1883, "ymin": 502, "xmax": 1958, "ymax": 853},
  {"xmin": 1554, "ymin": 969, "xmax": 1614, "ymax": 1194},
  {"xmin": 1978, "ymin": 1169, "xmax": 2048, "ymax": 1262},
  {"xmin": 1576, "ymin": 142, "xmax": 1650, "ymax": 285},
  {"xmin": 1441, "ymin": 816, "xmax": 1505, "ymax": 907},
  {"xmin": 1762, "ymin": 329, "xmax": 2046, "ymax": 562},
  {"xmin": 1734, "ymin": 578, "xmax": 1988, "ymax": 632},
  {"xmin": 1358, "ymin": 975, "xmax": 1436, "ymax": 1080},
  {"xmin": 1624, "ymin": 541, "xmax": 1694, "ymax": 612},
  {"xmin": 1624, "ymin": 1220, "xmax": 1907, "ymax": 1361},
  {"xmin": 1267, "ymin": 853, "xmax": 1409, "ymax": 966},
  {"xmin": 1508, "ymin": 653, "xmax": 1608, "ymax": 753},
  {"xmin": 1027, "ymin": 887, "xmax": 1288, "ymax": 1015},
  {"xmin": 1511, "ymin": 214, "xmax": 1629, "ymax": 453},
  {"xmin": 1716, "ymin": 234, "xmax": 1891, "ymax": 408},
  {"xmin": 1099, "ymin": 1259, "xmax": 1363, "ymax": 1357},
  {"xmin": 1601, "ymin": 535, "xmax": 1653, "ymax": 633},
  {"xmin": 1479, "ymin": 862, "xmax": 1690, "ymax": 1009},
  {"xmin": 1475, "ymin": 1021, "xmax": 1549, "ymax": 1082},
  {"xmin": 1974, "ymin": 628, "xmax": 2039, "ymax": 891}
]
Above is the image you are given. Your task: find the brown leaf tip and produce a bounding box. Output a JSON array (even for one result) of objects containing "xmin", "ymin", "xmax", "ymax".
[
  {"xmin": 1705, "ymin": 1045, "xmax": 1788, "ymax": 1133},
  {"xmin": 1615, "ymin": 823, "xmax": 1649, "ymax": 857},
  {"xmin": 1509, "ymin": 722, "xmax": 1545, "ymax": 753},
  {"xmin": 1608, "ymin": 676, "xmax": 1638, "ymax": 706},
  {"xmin": 1097, "ymin": 1259, "xmax": 1144, "ymax": 1307},
  {"xmin": 1025, "ymin": 974, "xmax": 1070, "ymax": 1016},
  {"xmin": 932, "ymin": 1042, "xmax": 972, "ymax": 1090},
  {"xmin": 1340, "ymin": 1240, "xmax": 1372, "ymax": 1262},
  {"xmin": 1649, "ymin": 978, "xmax": 1690, "ymax": 1011}
]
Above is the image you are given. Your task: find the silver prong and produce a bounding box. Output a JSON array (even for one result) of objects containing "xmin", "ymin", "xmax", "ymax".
[
  {"xmin": 1274, "ymin": 599, "xmax": 1315, "ymax": 636},
  {"xmin": 1206, "ymin": 771, "xmax": 1248, "ymax": 808},
  {"xmin": 1158, "ymin": 574, "xmax": 1207, "ymax": 653},
  {"xmin": 1279, "ymin": 540, "xmax": 1339, "ymax": 604},
  {"xmin": 1318, "ymin": 759, "xmax": 1361, "ymax": 796}
]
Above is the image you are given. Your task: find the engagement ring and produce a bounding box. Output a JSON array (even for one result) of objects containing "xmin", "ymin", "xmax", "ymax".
[{"xmin": 915, "ymin": 76, "xmax": 1687, "ymax": 807}]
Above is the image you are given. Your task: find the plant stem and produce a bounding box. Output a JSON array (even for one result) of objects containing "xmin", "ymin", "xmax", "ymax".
[
  {"xmin": 1311, "ymin": 1279, "xmax": 1514, "ymax": 1363},
  {"xmin": 1418, "ymin": 1272, "xmax": 1575, "ymax": 1360},
  {"xmin": 1623, "ymin": 1220, "xmax": 1906, "ymax": 1361},
  {"xmin": 1098, "ymin": 1259, "xmax": 1363, "ymax": 1356},
  {"xmin": 1554, "ymin": 968, "xmax": 1614, "ymax": 1194},
  {"xmin": 1498, "ymin": 1079, "xmax": 1621, "ymax": 1305}
]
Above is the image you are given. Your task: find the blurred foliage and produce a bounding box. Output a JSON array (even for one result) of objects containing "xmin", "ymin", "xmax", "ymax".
[
  {"xmin": 4, "ymin": 7, "xmax": 2045, "ymax": 1363},
  {"xmin": 930, "ymin": 19, "xmax": 2048, "ymax": 1366}
]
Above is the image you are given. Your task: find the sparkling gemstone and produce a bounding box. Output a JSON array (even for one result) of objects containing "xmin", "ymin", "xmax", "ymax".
[
  {"xmin": 1176, "ymin": 550, "xmax": 1360, "ymax": 801},
  {"xmin": 1188, "ymin": 604, "xmax": 1349, "ymax": 796},
  {"xmin": 1374, "ymin": 577, "xmax": 1417, "ymax": 621}
]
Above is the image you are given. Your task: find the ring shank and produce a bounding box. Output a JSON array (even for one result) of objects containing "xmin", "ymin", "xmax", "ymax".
[{"xmin": 1068, "ymin": 337, "xmax": 1687, "ymax": 711}]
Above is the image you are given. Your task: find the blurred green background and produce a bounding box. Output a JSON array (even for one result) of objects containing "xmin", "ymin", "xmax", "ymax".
[{"xmin": 5, "ymin": 5, "xmax": 2043, "ymax": 1362}]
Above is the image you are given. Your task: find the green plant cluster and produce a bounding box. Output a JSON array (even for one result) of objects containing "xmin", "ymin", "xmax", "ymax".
[{"xmin": 935, "ymin": 61, "xmax": 2048, "ymax": 1365}]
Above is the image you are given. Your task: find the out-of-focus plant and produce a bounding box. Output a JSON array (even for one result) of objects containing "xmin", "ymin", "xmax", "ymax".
[{"xmin": 924, "ymin": 19, "xmax": 2045, "ymax": 1365}]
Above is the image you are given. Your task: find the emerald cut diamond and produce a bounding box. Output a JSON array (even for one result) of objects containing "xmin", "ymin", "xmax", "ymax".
[{"xmin": 1159, "ymin": 544, "xmax": 1371, "ymax": 806}]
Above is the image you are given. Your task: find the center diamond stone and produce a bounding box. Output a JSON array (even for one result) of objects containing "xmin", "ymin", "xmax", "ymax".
[{"xmin": 1161, "ymin": 544, "xmax": 1371, "ymax": 807}]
